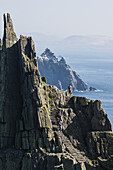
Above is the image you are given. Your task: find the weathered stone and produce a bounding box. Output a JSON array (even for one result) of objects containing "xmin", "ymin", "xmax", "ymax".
[
  {"xmin": 21, "ymin": 155, "xmax": 32, "ymax": 170},
  {"xmin": 22, "ymin": 131, "xmax": 29, "ymax": 150},
  {"xmin": 5, "ymin": 149, "xmax": 23, "ymax": 170},
  {"xmin": 98, "ymin": 156, "xmax": 113, "ymax": 170},
  {"xmin": 0, "ymin": 159, "xmax": 3, "ymax": 170},
  {"xmin": 29, "ymin": 130, "xmax": 36, "ymax": 149},
  {"xmin": 91, "ymin": 101, "xmax": 111, "ymax": 131},
  {"xmin": 77, "ymin": 97, "xmax": 89, "ymax": 106},
  {"xmin": 15, "ymin": 132, "xmax": 22, "ymax": 149},
  {"xmin": 46, "ymin": 154, "xmax": 61, "ymax": 169},
  {"xmin": 87, "ymin": 131, "xmax": 113, "ymax": 159},
  {"xmin": 75, "ymin": 162, "xmax": 86, "ymax": 170},
  {"xmin": 3, "ymin": 13, "xmax": 18, "ymax": 49},
  {"xmin": 62, "ymin": 154, "xmax": 75, "ymax": 170}
]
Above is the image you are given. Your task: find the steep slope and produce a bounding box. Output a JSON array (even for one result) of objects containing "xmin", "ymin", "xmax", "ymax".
[
  {"xmin": 38, "ymin": 48, "xmax": 88, "ymax": 91},
  {"xmin": 0, "ymin": 13, "xmax": 113, "ymax": 170}
]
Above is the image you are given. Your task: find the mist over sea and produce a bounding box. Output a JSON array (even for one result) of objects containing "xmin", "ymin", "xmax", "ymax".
[{"xmin": 66, "ymin": 54, "xmax": 113, "ymax": 127}]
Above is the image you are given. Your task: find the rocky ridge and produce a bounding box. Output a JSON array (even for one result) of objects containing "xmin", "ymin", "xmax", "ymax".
[
  {"xmin": 38, "ymin": 48, "xmax": 88, "ymax": 91},
  {"xmin": 0, "ymin": 13, "xmax": 113, "ymax": 170}
]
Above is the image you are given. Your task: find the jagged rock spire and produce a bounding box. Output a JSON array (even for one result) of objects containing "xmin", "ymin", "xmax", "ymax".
[
  {"xmin": 59, "ymin": 57, "xmax": 66, "ymax": 64},
  {"xmin": 3, "ymin": 13, "xmax": 18, "ymax": 48},
  {"xmin": 41, "ymin": 48, "xmax": 55, "ymax": 58}
]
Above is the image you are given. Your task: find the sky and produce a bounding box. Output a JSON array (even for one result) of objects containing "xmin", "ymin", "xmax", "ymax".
[{"xmin": 0, "ymin": 0, "xmax": 113, "ymax": 38}]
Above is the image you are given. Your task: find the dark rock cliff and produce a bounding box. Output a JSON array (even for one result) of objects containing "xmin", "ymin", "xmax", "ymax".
[
  {"xmin": 0, "ymin": 13, "xmax": 113, "ymax": 170},
  {"xmin": 38, "ymin": 48, "xmax": 88, "ymax": 91}
]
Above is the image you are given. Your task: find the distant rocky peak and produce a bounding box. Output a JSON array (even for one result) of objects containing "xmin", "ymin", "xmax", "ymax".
[
  {"xmin": 59, "ymin": 57, "xmax": 66, "ymax": 64},
  {"xmin": 41, "ymin": 48, "xmax": 58, "ymax": 61},
  {"xmin": 3, "ymin": 13, "xmax": 18, "ymax": 48},
  {"xmin": 41, "ymin": 48, "xmax": 54, "ymax": 57}
]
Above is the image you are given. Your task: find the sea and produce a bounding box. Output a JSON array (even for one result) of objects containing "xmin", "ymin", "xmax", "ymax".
[{"xmin": 66, "ymin": 54, "xmax": 113, "ymax": 127}]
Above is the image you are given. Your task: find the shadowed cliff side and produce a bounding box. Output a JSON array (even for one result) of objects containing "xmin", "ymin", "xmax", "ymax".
[
  {"xmin": 38, "ymin": 48, "xmax": 88, "ymax": 91},
  {"xmin": 0, "ymin": 13, "xmax": 113, "ymax": 170}
]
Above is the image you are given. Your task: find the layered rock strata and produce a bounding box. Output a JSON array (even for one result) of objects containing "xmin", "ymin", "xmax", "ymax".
[
  {"xmin": 38, "ymin": 48, "xmax": 88, "ymax": 91},
  {"xmin": 0, "ymin": 13, "xmax": 113, "ymax": 170}
]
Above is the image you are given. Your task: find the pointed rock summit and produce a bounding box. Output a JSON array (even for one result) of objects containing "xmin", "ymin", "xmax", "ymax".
[
  {"xmin": 59, "ymin": 57, "xmax": 66, "ymax": 64},
  {"xmin": 3, "ymin": 13, "xmax": 18, "ymax": 48}
]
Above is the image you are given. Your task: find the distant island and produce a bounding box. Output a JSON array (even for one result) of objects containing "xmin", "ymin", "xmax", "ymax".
[{"xmin": 38, "ymin": 48, "xmax": 96, "ymax": 92}]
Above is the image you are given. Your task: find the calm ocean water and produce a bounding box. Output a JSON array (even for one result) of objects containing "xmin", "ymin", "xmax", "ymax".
[{"xmin": 66, "ymin": 55, "xmax": 113, "ymax": 127}]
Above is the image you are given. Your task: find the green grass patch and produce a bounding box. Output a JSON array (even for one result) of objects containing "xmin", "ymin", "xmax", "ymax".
[{"xmin": 42, "ymin": 81, "xmax": 46, "ymax": 85}]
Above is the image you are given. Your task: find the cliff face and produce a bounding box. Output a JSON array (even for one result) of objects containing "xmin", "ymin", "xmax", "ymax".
[
  {"xmin": 38, "ymin": 48, "xmax": 88, "ymax": 91},
  {"xmin": 0, "ymin": 13, "xmax": 113, "ymax": 170},
  {"xmin": 0, "ymin": 13, "xmax": 42, "ymax": 150}
]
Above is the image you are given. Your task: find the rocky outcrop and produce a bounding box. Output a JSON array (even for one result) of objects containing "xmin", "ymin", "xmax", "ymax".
[
  {"xmin": 0, "ymin": 13, "xmax": 113, "ymax": 170},
  {"xmin": 89, "ymin": 87, "xmax": 97, "ymax": 91},
  {"xmin": 38, "ymin": 48, "xmax": 88, "ymax": 91},
  {"xmin": 3, "ymin": 13, "xmax": 18, "ymax": 49}
]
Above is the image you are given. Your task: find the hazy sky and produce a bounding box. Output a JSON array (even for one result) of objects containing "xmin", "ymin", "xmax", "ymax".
[{"xmin": 0, "ymin": 0, "xmax": 113, "ymax": 37}]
